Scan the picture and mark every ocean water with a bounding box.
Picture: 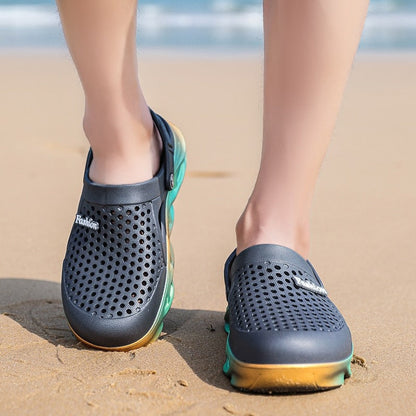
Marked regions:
[0,0,415,51]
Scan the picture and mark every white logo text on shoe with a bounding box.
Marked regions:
[75,214,99,231]
[293,276,327,296]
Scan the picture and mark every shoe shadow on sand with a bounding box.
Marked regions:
[0,278,232,392]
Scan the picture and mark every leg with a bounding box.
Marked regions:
[223,0,369,393]
[59,0,187,350]
[56,0,161,184]
[236,0,369,257]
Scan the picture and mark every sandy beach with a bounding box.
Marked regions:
[0,51,415,415]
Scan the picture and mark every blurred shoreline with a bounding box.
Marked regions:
[1,46,416,60]
[1,0,416,51]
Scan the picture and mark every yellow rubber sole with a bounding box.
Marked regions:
[223,341,352,393]
[68,124,186,352]
[68,282,173,351]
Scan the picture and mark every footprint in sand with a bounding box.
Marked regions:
[5,299,75,346]
[348,354,378,384]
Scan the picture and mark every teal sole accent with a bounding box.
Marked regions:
[130,123,186,347]
[157,123,187,335]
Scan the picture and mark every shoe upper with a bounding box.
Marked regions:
[61,111,175,348]
[224,244,353,365]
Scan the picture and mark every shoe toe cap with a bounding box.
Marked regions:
[228,324,353,365]
[61,274,166,349]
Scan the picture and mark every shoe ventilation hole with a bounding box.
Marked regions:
[63,201,164,318]
[229,262,345,332]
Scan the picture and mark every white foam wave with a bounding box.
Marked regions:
[0,4,415,34]
[365,13,416,29]
[0,5,59,28]
[137,7,262,30]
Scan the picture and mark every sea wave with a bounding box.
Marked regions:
[0,3,415,49]
[365,13,416,29]
[138,5,262,30]
[0,4,263,29]
[0,5,59,27]
[0,3,415,31]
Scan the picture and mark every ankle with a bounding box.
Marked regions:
[83,109,162,185]
[235,202,310,258]
[83,105,154,153]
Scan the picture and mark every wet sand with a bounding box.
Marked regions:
[0,52,415,415]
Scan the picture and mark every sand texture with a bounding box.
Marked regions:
[0,52,415,415]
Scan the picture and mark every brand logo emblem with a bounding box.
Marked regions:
[293,276,327,296]
[75,214,99,231]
